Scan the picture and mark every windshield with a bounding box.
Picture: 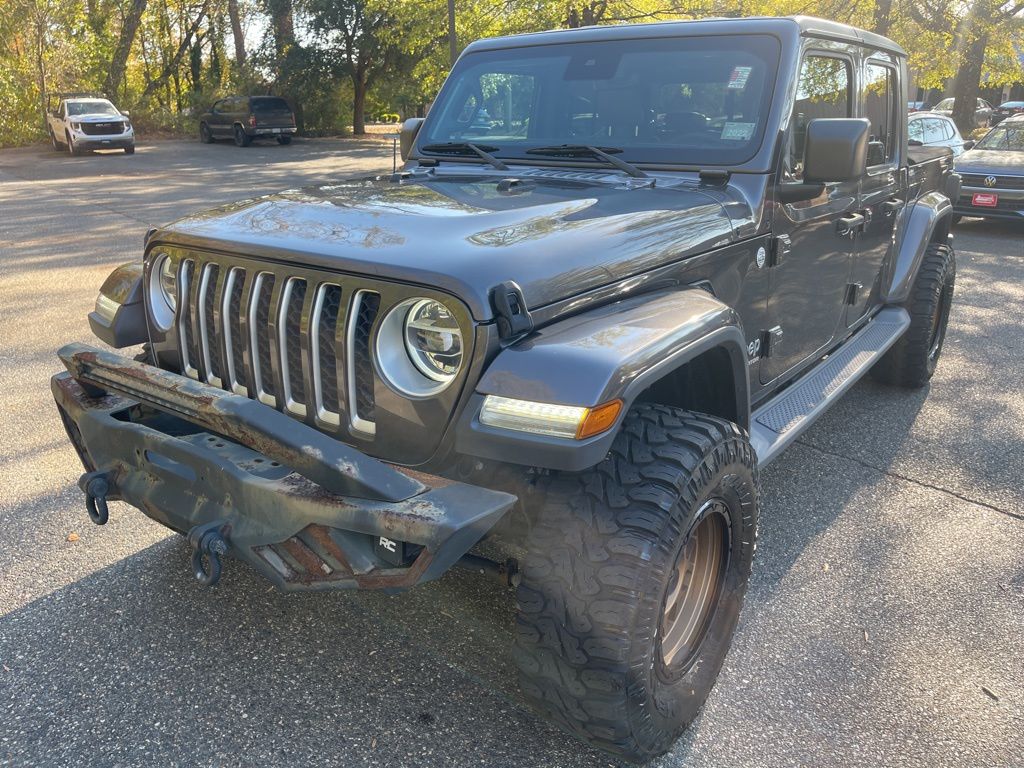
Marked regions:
[975,124,1024,151]
[419,34,781,167]
[935,98,954,110]
[67,100,119,116]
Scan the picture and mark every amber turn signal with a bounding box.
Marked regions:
[576,400,623,439]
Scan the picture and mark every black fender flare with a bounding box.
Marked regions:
[886,191,954,304]
[455,289,749,472]
[88,262,148,348]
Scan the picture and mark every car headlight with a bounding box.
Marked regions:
[148,253,178,330]
[376,298,463,397]
[71,122,82,131]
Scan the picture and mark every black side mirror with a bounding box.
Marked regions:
[803,118,870,183]
[908,139,924,146]
[400,117,425,161]
[963,139,975,151]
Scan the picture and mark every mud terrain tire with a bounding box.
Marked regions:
[514,404,758,762]
[871,242,955,388]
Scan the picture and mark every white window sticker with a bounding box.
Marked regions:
[721,122,755,141]
[728,66,752,89]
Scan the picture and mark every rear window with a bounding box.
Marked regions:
[251,98,291,113]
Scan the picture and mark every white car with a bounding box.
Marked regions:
[907,111,973,156]
[46,94,135,155]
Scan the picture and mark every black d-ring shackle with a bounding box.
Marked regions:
[186,523,230,588]
[78,471,111,525]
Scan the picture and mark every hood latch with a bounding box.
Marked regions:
[491,281,534,340]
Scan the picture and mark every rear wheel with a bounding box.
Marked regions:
[514,404,758,762]
[870,242,955,388]
[50,129,61,151]
[233,125,251,147]
[199,122,214,144]
[277,135,292,145]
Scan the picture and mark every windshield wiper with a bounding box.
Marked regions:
[419,142,509,171]
[525,145,648,179]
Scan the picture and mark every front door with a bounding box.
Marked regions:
[849,58,902,326]
[764,51,860,384]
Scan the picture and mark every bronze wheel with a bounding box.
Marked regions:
[660,501,730,670]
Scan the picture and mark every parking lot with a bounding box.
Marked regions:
[1,138,1022,768]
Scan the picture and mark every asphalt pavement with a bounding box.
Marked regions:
[1,138,1022,768]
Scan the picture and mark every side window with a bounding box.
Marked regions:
[922,119,945,144]
[940,119,955,140]
[786,55,851,181]
[863,63,897,166]
[908,118,924,142]
[212,99,224,113]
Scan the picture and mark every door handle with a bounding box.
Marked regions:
[836,213,865,237]
[881,198,905,217]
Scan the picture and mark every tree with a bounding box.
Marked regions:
[306,0,444,134]
[227,0,246,68]
[105,0,149,97]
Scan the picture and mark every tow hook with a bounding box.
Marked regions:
[187,522,229,588]
[78,471,111,525]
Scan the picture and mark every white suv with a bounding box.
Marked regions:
[47,94,135,155]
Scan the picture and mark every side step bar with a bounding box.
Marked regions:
[750,306,910,466]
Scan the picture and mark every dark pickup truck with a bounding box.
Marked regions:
[54,16,959,762]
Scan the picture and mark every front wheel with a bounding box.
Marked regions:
[199,122,214,143]
[66,132,80,156]
[233,125,251,147]
[124,144,135,155]
[870,242,955,388]
[514,405,758,762]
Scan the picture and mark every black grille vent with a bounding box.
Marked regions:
[284,279,308,406]
[318,285,342,410]
[181,260,200,371]
[227,269,247,389]
[255,274,277,398]
[202,264,222,381]
[353,293,380,422]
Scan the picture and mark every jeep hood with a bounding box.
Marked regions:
[155,173,748,320]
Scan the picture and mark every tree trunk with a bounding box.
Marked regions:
[951,30,988,133]
[872,0,893,36]
[228,0,246,68]
[104,0,149,98]
[140,7,207,101]
[352,72,367,135]
[266,0,296,57]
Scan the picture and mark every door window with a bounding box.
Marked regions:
[785,55,851,181]
[908,118,924,143]
[922,118,946,144]
[863,63,897,166]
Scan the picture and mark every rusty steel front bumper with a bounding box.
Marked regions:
[51,343,516,592]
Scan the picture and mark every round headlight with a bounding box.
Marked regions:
[148,253,177,330]
[404,299,462,382]
[376,298,463,397]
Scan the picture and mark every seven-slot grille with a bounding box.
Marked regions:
[176,258,380,436]
[960,173,1024,190]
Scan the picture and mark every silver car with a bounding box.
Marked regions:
[907,112,973,156]
[952,115,1024,222]
[932,96,994,128]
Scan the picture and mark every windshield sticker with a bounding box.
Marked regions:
[721,122,755,141]
[728,66,752,89]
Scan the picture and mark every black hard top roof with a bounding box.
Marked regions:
[464,16,906,57]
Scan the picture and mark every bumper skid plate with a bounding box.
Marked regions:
[53,343,516,591]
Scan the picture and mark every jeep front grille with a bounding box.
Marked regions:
[177,257,381,436]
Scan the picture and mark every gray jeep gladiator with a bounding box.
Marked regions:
[53,16,959,762]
